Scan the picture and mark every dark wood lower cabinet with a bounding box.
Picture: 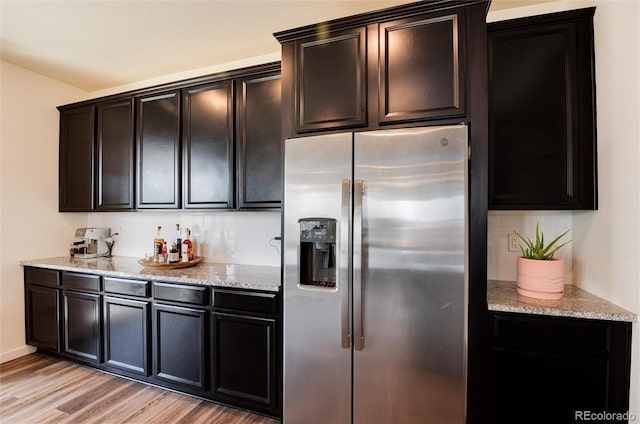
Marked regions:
[212,312,276,412]
[152,303,207,392]
[25,285,60,351]
[103,296,150,376]
[489,312,632,424]
[24,267,281,418]
[62,291,102,363]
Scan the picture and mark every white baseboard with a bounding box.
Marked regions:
[0,345,37,364]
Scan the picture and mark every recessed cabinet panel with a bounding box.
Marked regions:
[104,296,150,376]
[96,99,135,210]
[237,73,282,208]
[379,13,463,123]
[152,303,207,391]
[183,82,234,209]
[63,291,102,363]
[489,312,631,424]
[26,285,60,351]
[212,312,276,410]
[488,8,597,209]
[59,105,94,211]
[296,27,367,131]
[25,267,60,287]
[136,92,180,209]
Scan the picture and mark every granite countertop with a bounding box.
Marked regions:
[20,256,281,292]
[488,280,636,322]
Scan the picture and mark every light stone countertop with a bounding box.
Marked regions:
[20,256,281,292]
[488,280,636,322]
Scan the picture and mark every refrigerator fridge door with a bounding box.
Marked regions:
[353,125,468,423]
[283,132,353,424]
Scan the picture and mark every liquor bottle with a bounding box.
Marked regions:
[162,240,168,263]
[182,228,194,262]
[169,243,180,263]
[153,226,164,262]
[175,224,182,260]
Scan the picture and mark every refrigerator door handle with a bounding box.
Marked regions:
[354,178,364,351]
[340,179,351,349]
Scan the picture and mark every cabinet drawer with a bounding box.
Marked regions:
[62,272,101,292]
[153,282,208,306]
[492,313,610,355]
[213,289,277,315]
[104,277,149,298]
[25,267,60,287]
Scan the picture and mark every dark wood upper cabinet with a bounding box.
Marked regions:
[276,3,477,135]
[96,99,135,210]
[136,91,181,209]
[182,82,234,209]
[379,12,464,123]
[294,27,367,132]
[488,8,597,210]
[59,105,95,211]
[236,71,282,209]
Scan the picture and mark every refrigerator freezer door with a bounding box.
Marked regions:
[353,125,468,423]
[283,132,353,424]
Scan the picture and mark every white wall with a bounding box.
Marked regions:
[488,0,640,416]
[86,212,281,266]
[0,61,89,363]
[488,211,572,281]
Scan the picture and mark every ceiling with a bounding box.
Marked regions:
[0,0,551,93]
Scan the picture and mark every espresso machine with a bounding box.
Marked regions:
[70,228,111,258]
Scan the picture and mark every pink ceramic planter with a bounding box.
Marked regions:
[516,257,565,300]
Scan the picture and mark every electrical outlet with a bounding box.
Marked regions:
[508,233,520,252]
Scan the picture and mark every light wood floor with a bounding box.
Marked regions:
[0,353,279,424]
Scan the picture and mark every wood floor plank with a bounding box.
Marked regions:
[0,353,279,424]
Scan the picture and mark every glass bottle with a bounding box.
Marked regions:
[175,224,182,260]
[153,226,164,262]
[182,228,194,262]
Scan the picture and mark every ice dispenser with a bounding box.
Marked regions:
[299,219,337,288]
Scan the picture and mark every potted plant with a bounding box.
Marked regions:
[514,224,571,300]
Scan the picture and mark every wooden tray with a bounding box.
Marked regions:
[138,257,202,269]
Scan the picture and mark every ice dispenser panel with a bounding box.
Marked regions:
[299,219,337,288]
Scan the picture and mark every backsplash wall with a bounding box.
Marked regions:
[488,211,573,282]
[86,211,281,266]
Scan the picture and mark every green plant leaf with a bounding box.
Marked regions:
[513,224,571,260]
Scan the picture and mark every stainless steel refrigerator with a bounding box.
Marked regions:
[283,125,469,423]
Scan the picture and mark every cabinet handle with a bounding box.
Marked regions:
[340,179,351,349]
[354,179,364,351]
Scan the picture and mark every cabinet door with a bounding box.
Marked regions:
[63,291,102,363]
[236,72,282,209]
[491,349,608,424]
[295,27,367,132]
[152,303,207,391]
[25,285,60,352]
[59,105,95,211]
[379,12,464,124]
[96,99,134,210]
[212,312,276,411]
[136,91,180,209]
[182,82,233,209]
[104,296,150,376]
[490,313,632,423]
[488,9,597,209]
